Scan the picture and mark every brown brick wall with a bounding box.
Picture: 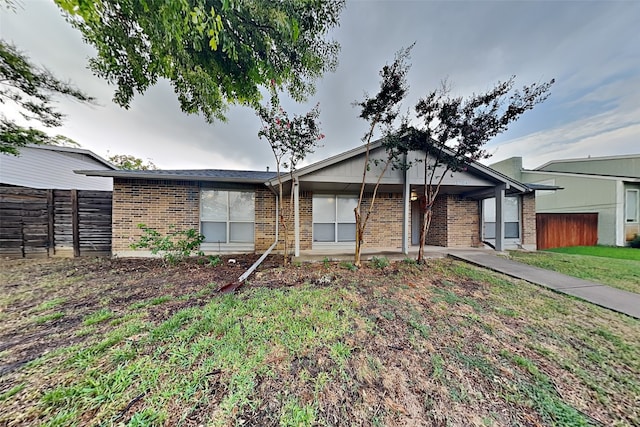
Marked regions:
[362,193,404,249]
[113,179,490,254]
[425,196,448,246]
[255,187,276,251]
[521,193,536,247]
[256,191,313,253]
[112,179,199,253]
[445,195,480,247]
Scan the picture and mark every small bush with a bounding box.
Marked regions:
[370,256,389,269]
[130,224,204,265]
[207,255,222,267]
[340,261,358,271]
[630,234,640,249]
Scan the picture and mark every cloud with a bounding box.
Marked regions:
[1,0,639,172]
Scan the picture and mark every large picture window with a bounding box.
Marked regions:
[482,196,520,239]
[626,189,639,223]
[313,195,357,243]
[201,190,255,243]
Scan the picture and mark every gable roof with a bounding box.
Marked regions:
[266,139,531,193]
[76,139,532,193]
[78,168,277,184]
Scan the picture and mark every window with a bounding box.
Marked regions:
[200,190,255,243]
[313,195,357,243]
[626,189,639,223]
[482,196,520,239]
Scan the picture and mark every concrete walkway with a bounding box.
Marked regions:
[448,250,640,320]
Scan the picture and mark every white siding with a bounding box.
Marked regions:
[0,147,113,190]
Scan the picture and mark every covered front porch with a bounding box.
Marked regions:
[265,143,536,258]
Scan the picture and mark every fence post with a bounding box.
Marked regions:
[71,189,80,257]
[47,189,55,257]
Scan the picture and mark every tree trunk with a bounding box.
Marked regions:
[354,211,363,268]
[281,214,289,266]
[417,205,433,263]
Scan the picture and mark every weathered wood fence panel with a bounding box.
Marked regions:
[536,213,598,250]
[0,185,112,258]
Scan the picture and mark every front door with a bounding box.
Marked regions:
[411,201,421,245]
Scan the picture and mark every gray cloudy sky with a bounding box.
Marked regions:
[1,0,638,170]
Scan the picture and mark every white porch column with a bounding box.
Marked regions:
[495,185,505,252]
[294,178,300,257]
[402,155,410,254]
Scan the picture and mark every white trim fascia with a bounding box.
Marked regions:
[522,169,640,182]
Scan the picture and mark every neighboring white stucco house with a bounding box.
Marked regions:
[0,145,115,190]
[491,154,640,246]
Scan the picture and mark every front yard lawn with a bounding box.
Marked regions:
[508,249,640,294]
[1,257,638,426]
[546,245,640,261]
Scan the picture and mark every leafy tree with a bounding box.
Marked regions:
[257,91,324,265]
[0,40,93,155]
[352,46,412,268]
[55,0,345,122]
[407,77,554,262]
[108,154,157,170]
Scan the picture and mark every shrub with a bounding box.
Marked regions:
[340,261,358,271]
[130,224,204,265]
[630,234,640,249]
[207,255,222,267]
[370,256,389,269]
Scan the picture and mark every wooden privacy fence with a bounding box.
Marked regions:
[0,185,112,258]
[536,213,598,250]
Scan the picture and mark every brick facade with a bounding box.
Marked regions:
[425,196,447,246]
[521,192,536,248]
[423,195,481,248]
[112,179,533,255]
[362,193,404,249]
[112,179,199,253]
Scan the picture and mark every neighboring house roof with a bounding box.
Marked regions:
[1,144,116,191]
[535,153,640,179]
[78,168,278,184]
[522,183,563,191]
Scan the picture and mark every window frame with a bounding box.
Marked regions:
[200,189,255,245]
[312,194,358,244]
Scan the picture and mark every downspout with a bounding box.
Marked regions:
[237,183,279,283]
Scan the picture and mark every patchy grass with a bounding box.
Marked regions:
[1,256,638,426]
[508,250,640,294]
[546,245,640,261]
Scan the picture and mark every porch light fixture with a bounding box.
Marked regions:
[410,191,418,201]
